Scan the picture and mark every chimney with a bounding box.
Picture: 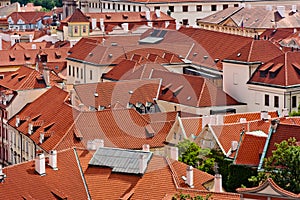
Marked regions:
[281,108,289,117]
[87,140,96,150]
[91,18,97,30]
[145,11,150,21]
[121,23,129,32]
[142,144,150,152]
[155,9,160,18]
[277,6,285,18]
[35,153,46,176]
[165,21,170,28]
[16,116,20,127]
[29,34,33,42]
[42,63,50,87]
[231,141,238,152]
[32,44,36,49]
[94,139,104,149]
[186,166,194,188]
[176,22,181,30]
[291,5,297,13]
[147,22,153,27]
[270,119,279,132]
[49,150,58,170]
[139,154,147,174]
[39,132,44,144]
[100,18,105,32]
[213,174,222,192]
[0,36,2,50]
[170,146,178,161]
[28,123,33,135]
[260,111,268,120]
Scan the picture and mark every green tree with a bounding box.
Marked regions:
[249,137,300,194]
[172,193,211,200]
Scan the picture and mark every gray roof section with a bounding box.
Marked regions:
[89,147,153,175]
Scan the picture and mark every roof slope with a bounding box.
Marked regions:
[68,8,89,23]
[8,11,47,24]
[248,51,300,87]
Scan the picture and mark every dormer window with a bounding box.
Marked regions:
[55,51,61,59]
[9,54,15,61]
[24,53,30,60]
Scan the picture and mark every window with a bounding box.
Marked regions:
[68,65,71,76]
[233,73,238,85]
[182,5,188,12]
[154,6,160,10]
[265,94,269,106]
[123,4,125,10]
[82,25,86,33]
[211,5,217,11]
[76,67,79,78]
[173,132,176,139]
[274,96,279,108]
[81,68,83,79]
[72,66,75,77]
[196,5,202,11]
[182,19,188,25]
[112,3,115,10]
[128,5,130,11]
[133,5,136,11]
[234,4,239,7]
[223,4,228,9]
[90,70,93,80]
[103,3,106,9]
[108,3,110,9]
[168,6,174,12]
[117,4,120,10]
[74,26,78,34]
[292,96,297,108]
[139,6,141,12]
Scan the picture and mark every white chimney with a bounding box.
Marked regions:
[145,11,150,21]
[186,166,194,188]
[0,36,2,50]
[147,22,153,27]
[87,140,96,150]
[239,118,247,123]
[266,5,272,11]
[28,123,33,135]
[170,146,178,161]
[29,34,33,42]
[216,115,223,125]
[176,22,181,30]
[142,144,150,152]
[91,18,97,30]
[155,9,160,18]
[49,150,58,170]
[165,21,170,28]
[94,139,104,149]
[260,111,268,120]
[292,5,297,13]
[39,132,44,144]
[213,174,222,192]
[32,44,36,49]
[16,116,20,127]
[277,6,285,18]
[121,23,129,32]
[281,108,289,117]
[231,141,238,152]
[35,153,46,176]
[100,18,105,32]
[139,154,147,174]
[43,64,50,86]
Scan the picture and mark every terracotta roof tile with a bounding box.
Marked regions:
[8,11,47,24]
[181,117,203,138]
[67,8,89,22]
[223,111,278,124]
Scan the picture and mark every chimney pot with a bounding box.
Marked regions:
[49,150,58,170]
[142,144,150,152]
[35,153,46,176]
[186,166,194,188]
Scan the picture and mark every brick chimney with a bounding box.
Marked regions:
[35,153,46,176]
[49,150,58,170]
[186,166,194,188]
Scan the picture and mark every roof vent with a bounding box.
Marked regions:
[111,42,118,46]
[128,90,133,94]
[260,111,268,120]
[237,53,241,57]
[89,53,93,57]
[193,52,197,56]
[239,118,247,123]
[203,55,208,60]
[94,92,98,97]
[108,54,113,58]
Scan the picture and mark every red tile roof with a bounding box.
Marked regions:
[68,8,89,23]
[0,149,89,199]
[260,28,299,43]
[0,66,61,90]
[74,79,161,109]
[249,51,300,87]
[223,111,279,124]
[181,117,203,138]
[8,11,48,24]
[265,123,300,158]
[234,132,267,166]
[150,69,240,107]
[225,39,283,63]
[237,178,300,199]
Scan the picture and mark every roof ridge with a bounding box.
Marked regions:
[197,79,206,107]
[247,40,254,62]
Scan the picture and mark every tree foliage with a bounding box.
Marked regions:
[249,137,300,194]
[11,0,62,10]
[172,193,211,200]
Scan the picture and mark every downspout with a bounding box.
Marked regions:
[258,120,277,171]
[233,129,245,164]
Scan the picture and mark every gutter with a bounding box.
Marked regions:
[222,59,262,65]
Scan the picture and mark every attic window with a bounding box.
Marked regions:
[292,62,300,74]
[43,122,55,132]
[105,14,111,19]
[145,124,155,138]
[74,128,83,140]
[18,75,26,81]
[259,62,274,77]
[140,13,146,18]
[172,85,184,97]
[122,14,128,19]
[31,114,41,121]
[24,53,30,60]
[11,72,19,79]
[269,63,283,78]
[9,54,15,61]
[55,51,61,59]
[162,83,172,95]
